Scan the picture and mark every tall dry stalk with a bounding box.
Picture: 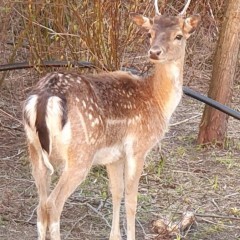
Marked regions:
[0,0,226,76]
[13,0,154,71]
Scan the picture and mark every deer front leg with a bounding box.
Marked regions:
[124,153,145,240]
[107,160,124,240]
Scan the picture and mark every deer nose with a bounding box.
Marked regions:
[149,47,164,59]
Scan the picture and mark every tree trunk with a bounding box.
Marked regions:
[197,0,240,145]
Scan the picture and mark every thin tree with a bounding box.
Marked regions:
[197,0,240,145]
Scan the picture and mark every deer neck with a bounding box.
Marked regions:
[151,59,184,120]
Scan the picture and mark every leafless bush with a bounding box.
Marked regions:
[7,0,155,71]
[1,0,225,72]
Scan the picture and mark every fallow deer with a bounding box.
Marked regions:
[23,0,200,239]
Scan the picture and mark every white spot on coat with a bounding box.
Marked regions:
[82,100,87,109]
[91,118,100,127]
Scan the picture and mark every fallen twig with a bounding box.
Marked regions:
[86,202,111,228]
[171,211,240,221]
[64,213,88,239]
[0,108,23,125]
[170,114,201,126]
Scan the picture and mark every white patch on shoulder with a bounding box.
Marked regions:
[93,145,122,165]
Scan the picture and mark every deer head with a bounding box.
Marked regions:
[130,7,200,63]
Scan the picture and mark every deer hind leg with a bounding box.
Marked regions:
[107,160,124,240]
[124,153,145,240]
[29,143,50,240]
[46,151,93,240]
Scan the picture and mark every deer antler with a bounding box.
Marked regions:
[179,0,191,16]
[154,0,161,16]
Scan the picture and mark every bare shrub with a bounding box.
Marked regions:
[0,0,225,74]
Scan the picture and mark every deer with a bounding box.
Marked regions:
[23,0,200,239]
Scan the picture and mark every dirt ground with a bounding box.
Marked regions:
[1,22,240,240]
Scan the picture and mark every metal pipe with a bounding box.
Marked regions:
[183,87,240,120]
[0,61,94,71]
[1,61,240,121]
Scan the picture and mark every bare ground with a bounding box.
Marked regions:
[0,62,240,240]
[0,19,240,239]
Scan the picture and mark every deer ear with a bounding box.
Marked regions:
[130,13,152,30]
[183,14,201,38]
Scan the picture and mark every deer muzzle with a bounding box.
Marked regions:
[149,46,165,60]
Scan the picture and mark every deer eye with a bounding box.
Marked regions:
[147,33,152,38]
[175,34,183,40]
